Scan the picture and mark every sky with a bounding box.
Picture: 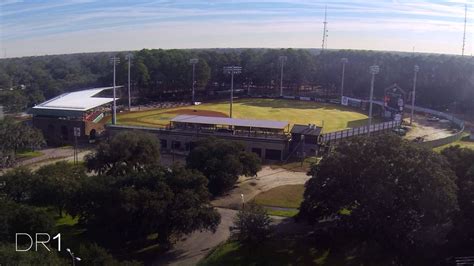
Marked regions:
[0,0,473,58]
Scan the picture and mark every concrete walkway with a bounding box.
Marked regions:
[153,208,236,266]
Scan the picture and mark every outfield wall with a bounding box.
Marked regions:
[320,120,401,142]
[259,95,466,148]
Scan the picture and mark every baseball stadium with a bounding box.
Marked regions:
[29,84,464,162]
[113,98,370,132]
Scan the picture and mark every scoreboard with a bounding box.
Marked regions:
[384,85,406,122]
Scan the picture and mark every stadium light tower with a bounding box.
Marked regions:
[109,56,120,125]
[125,53,133,111]
[340,58,348,102]
[410,65,420,125]
[368,65,380,136]
[223,66,242,118]
[279,56,287,97]
[189,58,199,103]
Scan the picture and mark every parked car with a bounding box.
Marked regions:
[427,116,440,122]
[392,128,407,136]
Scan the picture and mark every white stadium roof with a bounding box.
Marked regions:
[171,115,289,129]
[32,87,118,112]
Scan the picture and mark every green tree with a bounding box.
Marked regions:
[0,167,35,203]
[0,90,28,112]
[441,146,474,249]
[0,200,55,244]
[299,135,458,260]
[0,118,44,167]
[77,243,142,266]
[186,138,261,196]
[68,165,220,249]
[85,131,160,176]
[232,202,272,246]
[0,244,67,265]
[34,161,86,216]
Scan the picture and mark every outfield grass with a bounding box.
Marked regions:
[116,98,369,133]
[253,185,305,209]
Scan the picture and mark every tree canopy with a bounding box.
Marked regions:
[67,165,220,249]
[1,49,472,113]
[34,161,86,216]
[85,131,161,176]
[0,167,36,203]
[0,200,55,244]
[441,146,474,250]
[0,118,44,168]
[232,202,272,247]
[299,134,459,260]
[186,138,262,196]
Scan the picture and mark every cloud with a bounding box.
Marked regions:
[1,0,472,57]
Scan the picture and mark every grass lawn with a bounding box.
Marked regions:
[115,98,369,133]
[434,133,474,152]
[270,156,320,172]
[54,213,89,253]
[16,150,43,160]
[253,184,305,209]
[53,212,165,263]
[265,208,299,217]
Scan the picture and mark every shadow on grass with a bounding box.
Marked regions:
[199,219,395,266]
[54,213,168,263]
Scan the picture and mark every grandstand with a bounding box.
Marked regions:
[30,87,117,145]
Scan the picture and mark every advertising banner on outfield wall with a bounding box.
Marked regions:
[341,96,349,106]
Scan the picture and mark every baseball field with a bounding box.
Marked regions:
[115,98,370,133]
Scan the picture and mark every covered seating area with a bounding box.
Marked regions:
[170,115,290,139]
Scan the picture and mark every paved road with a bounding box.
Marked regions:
[153,208,237,266]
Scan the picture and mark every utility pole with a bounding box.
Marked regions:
[223,66,242,118]
[109,56,120,125]
[279,56,287,97]
[340,58,348,103]
[300,135,305,167]
[410,65,420,125]
[462,4,467,56]
[189,58,199,103]
[126,54,132,111]
[368,65,380,136]
[246,78,252,96]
